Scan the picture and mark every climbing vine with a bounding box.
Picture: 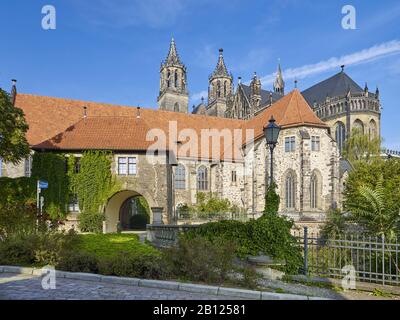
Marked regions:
[68,151,120,232]
[31,152,69,219]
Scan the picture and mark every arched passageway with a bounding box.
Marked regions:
[104,190,154,233]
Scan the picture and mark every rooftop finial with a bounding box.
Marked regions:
[294,78,298,89]
[341,65,345,72]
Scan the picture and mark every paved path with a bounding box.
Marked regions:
[0,273,241,300]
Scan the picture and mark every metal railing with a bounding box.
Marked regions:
[293,227,400,286]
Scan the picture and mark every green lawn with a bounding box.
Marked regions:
[77,233,160,258]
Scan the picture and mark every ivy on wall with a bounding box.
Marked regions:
[68,151,120,232]
[31,152,69,219]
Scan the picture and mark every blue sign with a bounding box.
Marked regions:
[39,180,49,189]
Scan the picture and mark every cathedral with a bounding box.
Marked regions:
[158,39,382,153]
[0,38,383,232]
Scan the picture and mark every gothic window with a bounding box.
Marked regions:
[310,173,318,209]
[197,166,208,191]
[217,81,221,98]
[353,119,364,134]
[175,164,186,190]
[174,70,178,88]
[224,81,227,97]
[285,172,296,209]
[174,103,179,112]
[369,119,377,139]
[167,71,171,88]
[335,122,346,153]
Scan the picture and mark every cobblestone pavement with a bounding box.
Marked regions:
[0,273,242,300]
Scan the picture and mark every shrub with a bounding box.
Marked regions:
[0,230,79,267]
[185,220,255,257]
[58,251,99,273]
[249,214,303,274]
[0,202,38,240]
[0,234,40,265]
[164,236,238,284]
[185,215,303,274]
[98,252,168,279]
[78,211,104,233]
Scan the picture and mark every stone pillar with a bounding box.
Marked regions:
[152,207,164,225]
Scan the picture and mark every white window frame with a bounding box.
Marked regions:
[175,164,186,190]
[68,193,80,213]
[311,136,320,152]
[285,136,296,152]
[117,156,137,176]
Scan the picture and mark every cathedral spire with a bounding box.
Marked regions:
[164,37,183,66]
[273,60,285,95]
[210,48,229,78]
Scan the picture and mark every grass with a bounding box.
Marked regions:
[77,233,160,259]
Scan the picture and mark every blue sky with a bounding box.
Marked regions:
[0,0,399,149]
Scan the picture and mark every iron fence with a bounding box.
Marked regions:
[293,227,400,286]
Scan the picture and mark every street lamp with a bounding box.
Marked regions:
[263,116,281,186]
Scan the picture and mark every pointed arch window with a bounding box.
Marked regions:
[353,119,364,134]
[310,174,318,209]
[167,70,171,88]
[224,81,227,97]
[285,172,295,209]
[175,164,186,190]
[197,166,208,191]
[335,122,346,153]
[369,119,377,140]
[217,81,221,98]
[174,70,178,88]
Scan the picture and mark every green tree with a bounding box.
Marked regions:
[344,159,400,223]
[0,88,30,164]
[320,209,347,238]
[346,176,400,238]
[343,128,381,165]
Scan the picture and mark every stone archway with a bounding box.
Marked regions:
[104,190,155,233]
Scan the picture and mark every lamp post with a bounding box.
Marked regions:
[263,116,281,186]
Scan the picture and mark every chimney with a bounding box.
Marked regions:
[269,92,273,105]
[11,79,17,106]
[83,106,87,119]
[238,76,242,85]
[136,106,141,119]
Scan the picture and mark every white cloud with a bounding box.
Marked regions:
[260,40,400,85]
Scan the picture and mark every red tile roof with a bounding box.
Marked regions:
[16,89,327,161]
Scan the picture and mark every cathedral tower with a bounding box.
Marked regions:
[273,62,285,95]
[158,38,189,113]
[207,49,233,117]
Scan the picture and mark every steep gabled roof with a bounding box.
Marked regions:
[301,71,363,106]
[17,89,327,161]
